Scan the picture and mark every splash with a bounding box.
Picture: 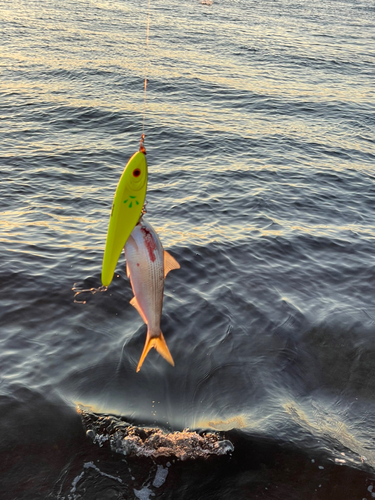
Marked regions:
[69,461,122,499]
[78,406,234,460]
[111,426,234,460]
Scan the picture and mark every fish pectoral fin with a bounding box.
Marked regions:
[136,331,175,372]
[163,250,180,277]
[126,263,131,278]
[126,234,139,252]
[130,296,148,324]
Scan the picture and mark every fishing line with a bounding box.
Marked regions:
[140,0,152,153]
[72,4,151,302]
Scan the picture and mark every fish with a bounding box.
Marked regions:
[124,217,180,372]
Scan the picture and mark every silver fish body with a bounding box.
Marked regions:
[124,218,180,371]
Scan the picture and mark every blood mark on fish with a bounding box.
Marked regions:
[141,227,157,262]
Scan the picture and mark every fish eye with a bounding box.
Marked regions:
[133,168,141,177]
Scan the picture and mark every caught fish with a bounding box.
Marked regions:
[124,218,180,372]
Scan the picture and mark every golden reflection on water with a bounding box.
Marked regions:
[0,209,101,252]
[197,414,248,431]
[3,0,373,249]
[75,398,375,468]
[2,70,369,162]
[3,10,371,164]
[284,399,375,467]
[157,218,375,248]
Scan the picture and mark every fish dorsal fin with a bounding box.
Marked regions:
[163,250,180,278]
[130,296,148,324]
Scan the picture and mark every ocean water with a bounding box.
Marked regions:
[1,0,375,498]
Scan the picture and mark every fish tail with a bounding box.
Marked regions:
[136,331,175,372]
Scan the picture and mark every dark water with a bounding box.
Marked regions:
[1,0,375,498]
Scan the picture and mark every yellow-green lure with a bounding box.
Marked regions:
[101,150,148,287]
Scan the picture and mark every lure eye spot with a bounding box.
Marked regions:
[133,169,141,177]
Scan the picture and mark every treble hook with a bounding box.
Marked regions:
[137,200,148,224]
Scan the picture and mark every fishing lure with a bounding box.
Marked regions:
[101,148,148,287]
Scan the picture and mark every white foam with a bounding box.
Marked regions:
[93,433,109,447]
[70,471,84,493]
[83,461,122,483]
[111,428,234,459]
[133,485,155,500]
[152,464,169,488]
[67,459,123,499]
[78,406,234,460]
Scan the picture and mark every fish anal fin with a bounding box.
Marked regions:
[136,331,175,372]
[164,250,180,278]
[130,296,148,324]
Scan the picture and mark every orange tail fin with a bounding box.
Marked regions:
[136,331,175,372]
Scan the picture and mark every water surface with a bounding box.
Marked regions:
[1,0,375,498]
